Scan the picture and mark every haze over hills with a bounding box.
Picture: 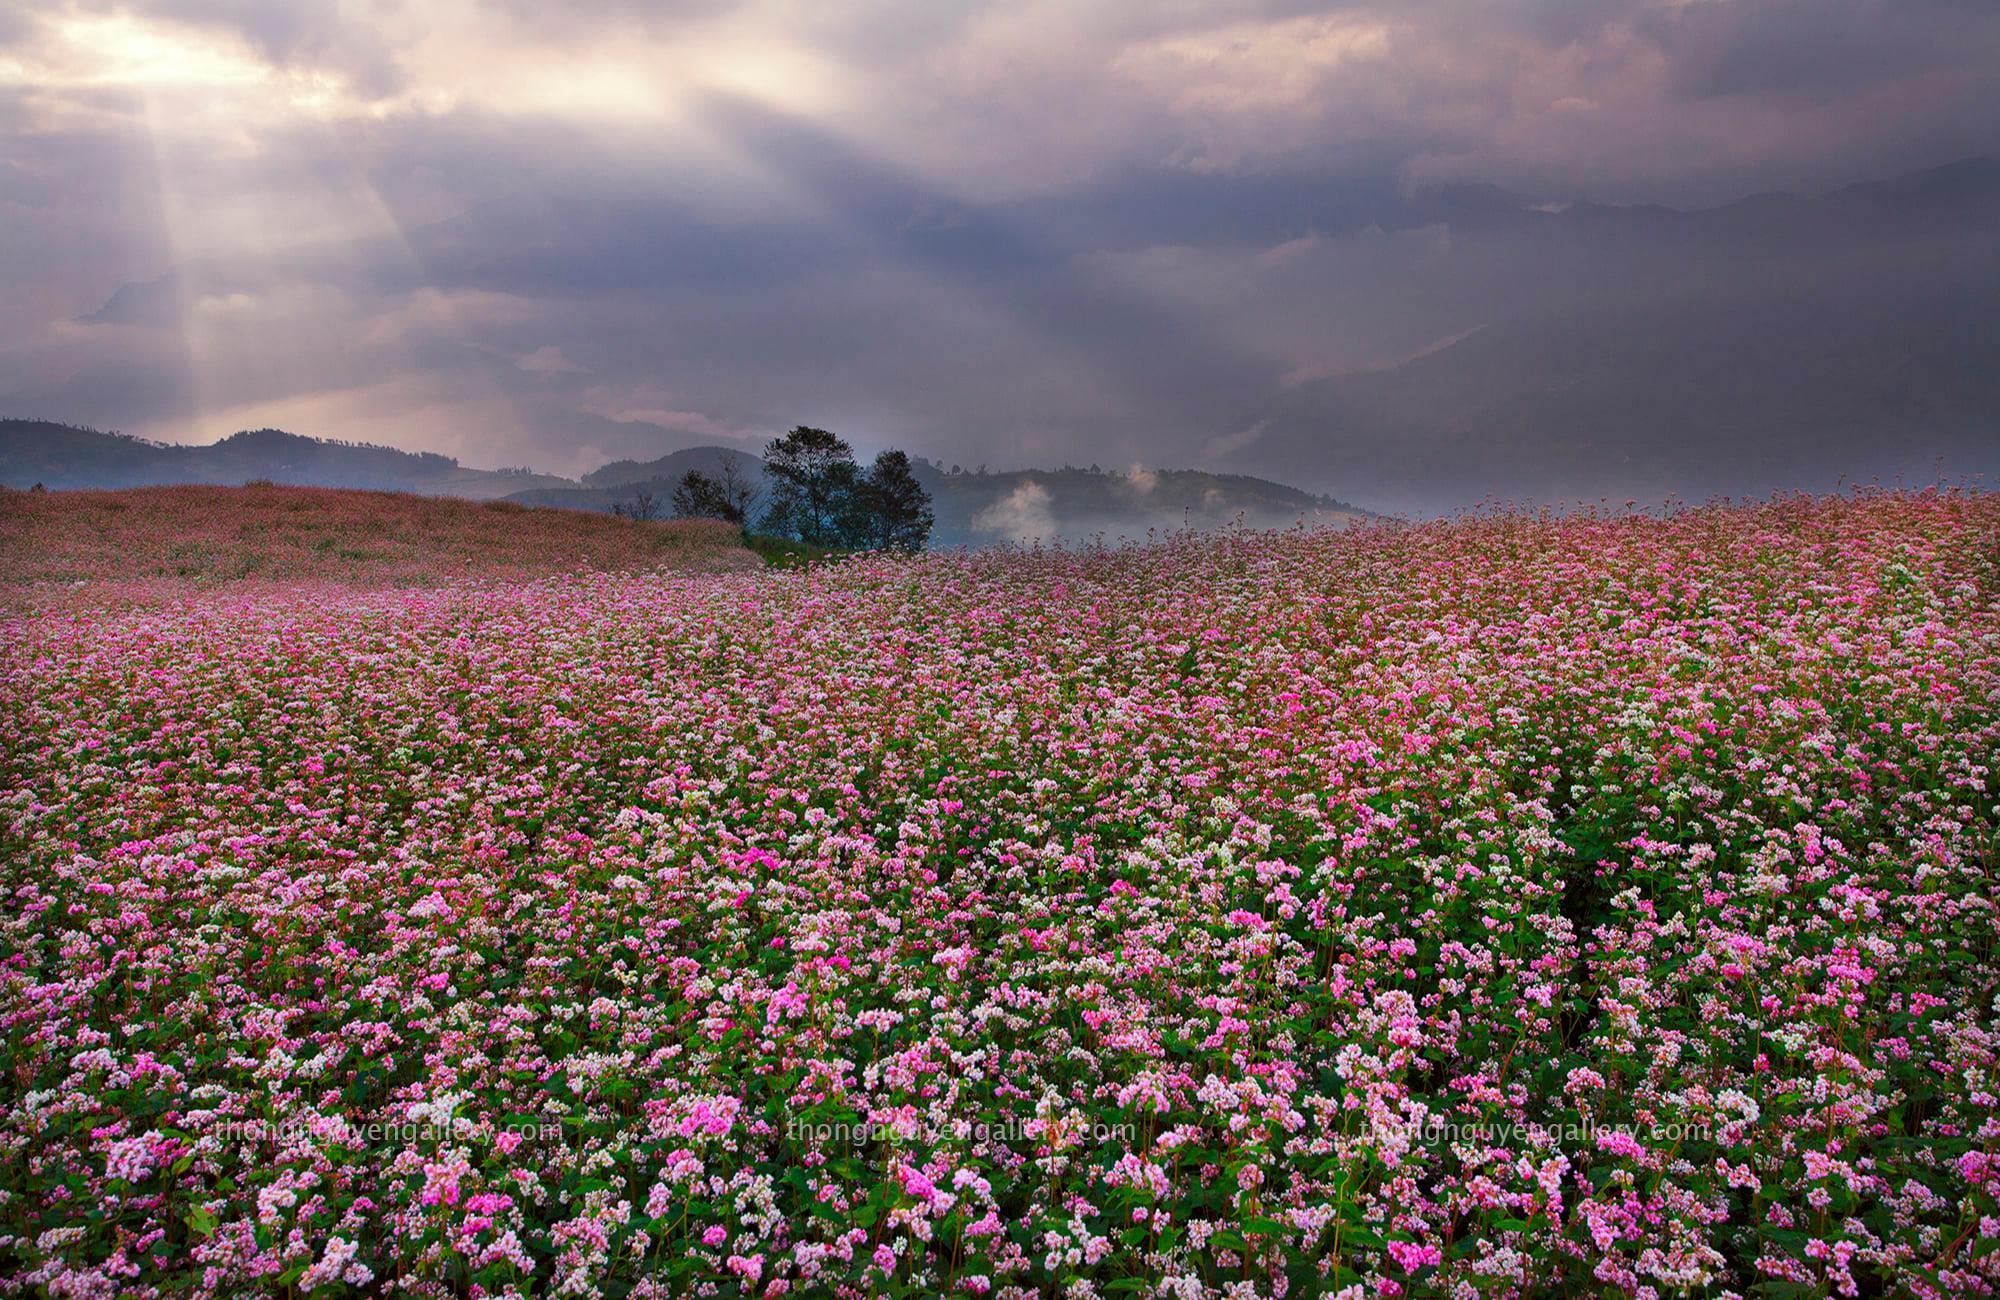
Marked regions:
[1,420,1367,545]
[1219,158,2000,511]
[15,143,1996,535]
[516,447,1367,546]
[0,422,573,499]
[18,147,1996,513]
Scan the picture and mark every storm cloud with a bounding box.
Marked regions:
[2,0,1996,509]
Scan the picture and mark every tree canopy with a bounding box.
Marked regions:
[668,458,758,525]
[754,427,933,550]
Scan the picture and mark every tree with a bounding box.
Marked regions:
[754,426,934,551]
[669,457,762,524]
[711,456,760,524]
[844,449,933,550]
[759,427,857,546]
[612,489,660,521]
[669,471,715,520]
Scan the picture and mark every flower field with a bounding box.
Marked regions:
[3,490,1998,1298]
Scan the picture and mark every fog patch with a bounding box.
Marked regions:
[971,479,1056,541]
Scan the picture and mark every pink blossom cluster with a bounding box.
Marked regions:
[2,490,1997,1297]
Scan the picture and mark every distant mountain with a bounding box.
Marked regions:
[505,446,763,515]
[582,446,766,491]
[912,463,1367,546]
[3,422,1368,545]
[510,446,1365,543]
[1240,277,2000,508]
[0,421,576,499]
[1232,278,2000,512]
[1223,158,2000,511]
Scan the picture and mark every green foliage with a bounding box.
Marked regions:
[844,449,935,551]
[760,426,859,545]
[742,530,851,567]
[759,427,934,549]
[670,460,759,525]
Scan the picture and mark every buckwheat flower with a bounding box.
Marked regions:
[644,1183,676,1219]
[1596,1130,1646,1160]
[1387,1241,1443,1274]
[1564,1068,1606,1096]
[103,1135,158,1184]
[297,1237,361,1292]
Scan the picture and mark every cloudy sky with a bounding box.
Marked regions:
[3,0,1997,507]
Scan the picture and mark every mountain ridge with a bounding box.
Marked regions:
[0,420,1370,545]
[1220,156,2000,511]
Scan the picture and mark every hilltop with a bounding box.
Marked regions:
[0,483,755,589]
[916,463,1368,546]
[509,445,1370,544]
[0,421,573,498]
[1221,158,2000,510]
[1,420,1373,544]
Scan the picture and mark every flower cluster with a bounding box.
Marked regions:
[2,490,1997,1297]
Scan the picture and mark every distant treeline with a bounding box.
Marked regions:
[623,426,933,551]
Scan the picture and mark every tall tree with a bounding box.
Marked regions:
[711,456,760,524]
[669,471,720,521]
[669,458,761,525]
[611,489,660,521]
[845,449,934,550]
[760,427,857,545]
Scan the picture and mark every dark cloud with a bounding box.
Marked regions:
[1645,0,1985,103]
[1,1,1996,504]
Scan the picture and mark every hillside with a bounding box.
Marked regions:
[1224,159,2000,511]
[506,446,766,513]
[510,447,1370,543]
[916,463,1368,545]
[2,421,1371,543]
[0,421,576,499]
[582,445,764,490]
[1238,274,2000,510]
[0,483,755,588]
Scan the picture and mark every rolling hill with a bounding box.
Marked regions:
[506,448,1367,544]
[0,422,574,499]
[0,483,755,588]
[4,421,1371,543]
[1223,158,2000,511]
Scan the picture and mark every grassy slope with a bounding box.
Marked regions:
[739,531,855,568]
[0,483,758,588]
